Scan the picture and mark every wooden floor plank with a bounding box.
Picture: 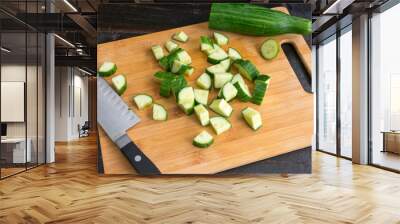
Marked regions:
[1,135,400,224]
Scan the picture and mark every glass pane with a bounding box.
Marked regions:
[1,30,27,177]
[38,33,45,165]
[371,3,400,171]
[318,37,337,154]
[340,29,352,158]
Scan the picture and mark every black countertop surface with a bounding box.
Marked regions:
[96,3,312,174]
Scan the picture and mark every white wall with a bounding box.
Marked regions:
[54,67,89,141]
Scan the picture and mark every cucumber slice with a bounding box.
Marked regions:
[111,74,127,95]
[241,107,262,130]
[233,59,259,81]
[176,50,192,64]
[151,45,164,60]
[165,40,179,52]
[261,39,280,60]
[207,48,228,64]
[228,48,242,61]
[233,81,252,102]
[214,72,233,89]
[213,32,229,45]
[194,89,209,105]
[98,62,117,77]
[153,103,168,121]
[194,104,210,126]
[256,74,271,84]
[172,31,189,43]
[193,130,214,148]
[196,73,212,90]
[200,36,214,53]
[171,60,193,75]
[251,79,268,105]
[231,73,245,85]
[178,86,195,115]
[221,82,238,102]
[210,117,231,135]
[209,99,233,117]
[133,94,153,110]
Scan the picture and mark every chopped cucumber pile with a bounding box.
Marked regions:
[153,104,168,121]
[98,62,117,77]
[193,130,214,148]
[111,74,127,95]
[99,24,278,149]
[133,94,153,110]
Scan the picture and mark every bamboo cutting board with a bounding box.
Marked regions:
[97,7,313,175]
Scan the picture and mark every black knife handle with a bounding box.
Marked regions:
[120,141,161,175]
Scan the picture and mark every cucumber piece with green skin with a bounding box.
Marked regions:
[228,48,242,61]
[165,40,179,52]
[171,60,193,75]
[241,107,262,130]
[233,81,252,102]
[231,73,245,84]
[206,58,231,77]
[194,89,209,105]
[233,59,259,81]
[200,36,214,53]
[151,45,164,60]
[194,104,210,126]
[176,50,192,64]
[178,87,195,115]
[193,130,214,148]
[133,94,153,110]
[213,72,233,89]
[213,32,229,45]
[98,62,117,77]
[159,48,183,71]
[208,3,312,36]
[153,104,168,121]
[221,82,238,102]
[261,39,280,60]
[172,31,189,43]
[209,99,233,118]
[207,48,229,64]
[111,74,127,95]
[210,116,231,135]
[251,80,268,105]
[196,73,212,90]
[256,74,271,84]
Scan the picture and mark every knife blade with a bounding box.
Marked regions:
[97,77,160,175]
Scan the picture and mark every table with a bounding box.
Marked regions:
[1,138,32,164]
[382,131,400,154]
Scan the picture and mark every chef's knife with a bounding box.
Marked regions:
[97,77,160,175]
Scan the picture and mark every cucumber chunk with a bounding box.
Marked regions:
[151,45,164,60]
[261,39,280,60]
[251,78,269,105]
[206,58,231,77]
[256,74,271,84]
[172,31,189,43]
[111,74,127,95]
[231,73,245,85]
[209,99,233,118]
[213,32,229,45]
[233,59,259,81]
[165,40,179,52]
[221,82,238,102]
[133,94,153,110]
[193,130,214,148]
[178,87,195,115]
[171,60,193,76]
[210,117,231,135]
[176,50,192,64]
[214,72,233,89]
[200,36,214,53]
[98,62,117,77]
[194,104,210,126]
[228,48,242,61]
[207,48,228,64]
[196,73,212,90]
[241,107,262,130]
[153,103,168,121]
[233,81,252,102]
[194,89,209,105]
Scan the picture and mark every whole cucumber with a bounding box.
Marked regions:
[209,3,312,36]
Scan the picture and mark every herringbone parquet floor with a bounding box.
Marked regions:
[1,135,400,224]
